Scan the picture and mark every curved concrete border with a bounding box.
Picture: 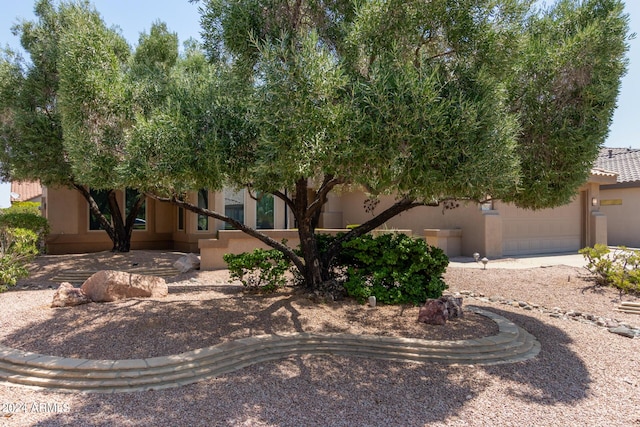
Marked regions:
[0,307,539,393]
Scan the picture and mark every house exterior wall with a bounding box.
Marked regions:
[45,186,174,254]
[599,186,640,248]
[336,191,493,257]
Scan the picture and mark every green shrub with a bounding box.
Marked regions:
[337,233,449,305]
[580,244,640,293]
[0,227,39,292]
[1,201,41,216]
[0,212,49,253]
[224,248,291,292]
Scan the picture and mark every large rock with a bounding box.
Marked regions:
[417,295,464,325]
[173,253,201,273]
[51,282,92,308]
[80,270,168,302]
[418,299,449,325]
[441,295,464,319]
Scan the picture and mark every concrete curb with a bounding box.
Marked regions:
[0,307,540,394]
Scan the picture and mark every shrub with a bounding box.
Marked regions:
[337,233,449,305]
[0,227,39,292]
[580,244,640,293]
[0,212,49,253]
[224,248,291,293]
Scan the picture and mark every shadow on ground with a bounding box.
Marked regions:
[2,300,591,426]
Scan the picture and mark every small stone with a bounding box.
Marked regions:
[489,295,502,302]
[460,290,472,295]
[550,313,562,318]
[552,307,562,312]
[511,301,520,307]
[606,320,619,328]
[608,326,636,338]
[530,303,540,308]
[478,297,490,303]
[518,301,528,307]
[596,319,607,327]
[523,305,532,310]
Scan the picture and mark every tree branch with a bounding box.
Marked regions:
[72,183,116,242]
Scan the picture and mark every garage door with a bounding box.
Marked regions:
[501,198,583,256]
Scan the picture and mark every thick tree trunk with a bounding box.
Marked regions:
[73,184,144,253]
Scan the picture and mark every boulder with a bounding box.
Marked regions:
[441,295,464,319]
[80,270,168,302]
[418,299,449,325]
[51,282,92,308]
[173,253,201,273]
[417,296,464,325]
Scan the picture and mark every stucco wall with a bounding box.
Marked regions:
[337,191,490,256]
[600,187,640,248]
[45,186,174,254]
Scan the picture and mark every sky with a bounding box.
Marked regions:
[0,0,639,207]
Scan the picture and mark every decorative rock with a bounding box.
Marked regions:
[549,313,562,318]
[441,295,464,319]
[418,296,463,325]
[608,326,636,338]
[81,270,168,302]
[518,301,528,308]
[418,299,448,325]
[173,253,201,273]
[51,282,92,308]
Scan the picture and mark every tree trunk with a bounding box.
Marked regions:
[73,184,145,253]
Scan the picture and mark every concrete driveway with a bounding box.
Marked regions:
[448,252,588,269]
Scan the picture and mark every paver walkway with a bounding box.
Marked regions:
[0,307,539,394]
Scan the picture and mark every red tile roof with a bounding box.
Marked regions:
[10,181,43,202]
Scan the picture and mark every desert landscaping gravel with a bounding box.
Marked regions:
[0,251,639,426]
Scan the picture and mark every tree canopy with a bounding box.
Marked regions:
[122,0,629,288]
[1,0,631,290]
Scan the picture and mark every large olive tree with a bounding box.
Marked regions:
[123,0,629,291]
[0,0,142,251]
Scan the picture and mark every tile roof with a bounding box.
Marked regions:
[10,181,43,202]
[594,147,640,184]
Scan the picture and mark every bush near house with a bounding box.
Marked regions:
[0,227,39,292]
[0,206,49,292]
[224,249,291,293]
[224,233,449,304]
[580,244,640,294]
[337,233,449,305]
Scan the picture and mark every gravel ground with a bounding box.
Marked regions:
[1,251,639,426]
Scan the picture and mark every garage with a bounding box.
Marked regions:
[499,196,584,256]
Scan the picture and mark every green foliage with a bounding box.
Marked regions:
[336,233,449,305]
[224,248,291,292]
[0,227,39,292]
[580,244,640,293]
[1,201,41,216]
[0,211,49,253]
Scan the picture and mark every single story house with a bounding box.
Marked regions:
[595,147,640,248]
[35,164,617,267]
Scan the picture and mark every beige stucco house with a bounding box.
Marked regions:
[595,147,640,248]
[37,164,617,267]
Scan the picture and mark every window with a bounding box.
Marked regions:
[197,189,209,231]
[256,192,274,229]
[126,188,146,230]
[89,189,111,231]
[177,207,185,231]
[224,188,244,229]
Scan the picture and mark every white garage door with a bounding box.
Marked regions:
[501,198,583,256]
